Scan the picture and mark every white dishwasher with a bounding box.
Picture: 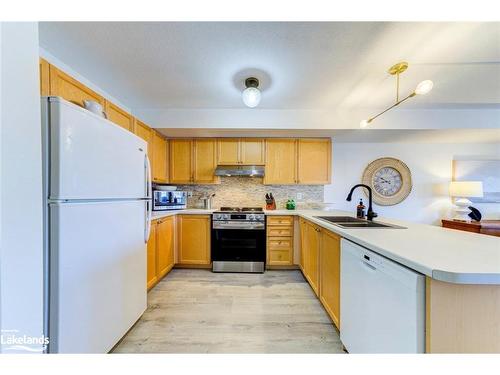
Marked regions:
[340,239,425,353]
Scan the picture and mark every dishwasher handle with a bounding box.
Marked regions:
[362,254,377,271]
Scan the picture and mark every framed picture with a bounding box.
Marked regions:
[453,158,500,203]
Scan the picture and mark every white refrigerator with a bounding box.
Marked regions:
[41,97,151,353]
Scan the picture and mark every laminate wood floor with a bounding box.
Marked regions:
[113,269,343,353]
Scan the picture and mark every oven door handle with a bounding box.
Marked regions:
[212,224,265,230]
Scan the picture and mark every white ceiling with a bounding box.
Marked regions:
[39,22,500,114]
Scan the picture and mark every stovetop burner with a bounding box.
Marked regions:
[219,207,263,212]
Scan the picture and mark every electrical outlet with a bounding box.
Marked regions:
[296,193,303,200]
[187,191,193,197]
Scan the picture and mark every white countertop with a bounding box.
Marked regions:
[268,209,500,285]
[151,209,215,220]
[151,208,500,285]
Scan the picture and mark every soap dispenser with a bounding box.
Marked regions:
[356,199,366,219]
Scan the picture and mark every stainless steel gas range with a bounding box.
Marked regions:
[211,207,266,273]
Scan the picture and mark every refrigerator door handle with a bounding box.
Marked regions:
[145,154,152,199]
[145,200,152,243]
[144,154,152,243]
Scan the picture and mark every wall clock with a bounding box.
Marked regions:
[362,157,412,206]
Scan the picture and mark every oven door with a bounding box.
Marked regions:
[211,227,266,263]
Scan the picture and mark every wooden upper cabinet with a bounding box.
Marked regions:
[169,139,193,184]
[193,139,219,184]
[217,138,240,165]
[134,119,153,153]
[319,229,341,329]
[104,100,133,132]
[264,139,297,184]
[39,58,50,96]
[152,131,168,183]
[147,220,158,290]
[169,139,219,185]
[297,138,331,184]
[49,65,105,108]
[241,139,265,165]
[177,215,211,265]
[217,138,265,165]
[156,216,175,279]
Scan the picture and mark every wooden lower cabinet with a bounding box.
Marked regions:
[266,216,294,266]
[147,217,175,290]
[156,216,175,278]
[177,215,211,265]
[319,229,341,329]
[425,277,500,353]
[299,219,307,271]
[147,220,158,289]
[300,218,340,327]
[306,222,320,296]
[300,219,320,296]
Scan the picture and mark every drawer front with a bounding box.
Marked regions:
[268,249,292,264]
[267,216,294,226]
[267,226,293,237]
[268,237,293,250]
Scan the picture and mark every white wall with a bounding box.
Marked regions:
[325,142,500,225]
[0,22,44,353]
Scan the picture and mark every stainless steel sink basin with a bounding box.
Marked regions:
[314,216,364,223]
[313,216,405,229]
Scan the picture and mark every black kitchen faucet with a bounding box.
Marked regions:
[346,184,378,221]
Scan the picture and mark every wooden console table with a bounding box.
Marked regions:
[441,219,500,237]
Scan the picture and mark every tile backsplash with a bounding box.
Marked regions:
[172,177,324,209]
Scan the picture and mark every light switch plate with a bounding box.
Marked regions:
[297,193,303,200]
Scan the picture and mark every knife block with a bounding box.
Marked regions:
[266,201,276,210]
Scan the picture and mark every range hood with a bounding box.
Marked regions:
[214,165,265,177]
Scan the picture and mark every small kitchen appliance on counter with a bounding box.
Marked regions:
[153,190,187,211]
[211,207,266,273]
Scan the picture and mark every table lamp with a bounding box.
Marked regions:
[449,181,483,222]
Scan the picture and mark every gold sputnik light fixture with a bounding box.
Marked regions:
[360,62,433,128]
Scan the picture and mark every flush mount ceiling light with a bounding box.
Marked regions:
[242,77,261,108]
[360,62,433,128]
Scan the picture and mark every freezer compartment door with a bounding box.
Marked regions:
[46,97,148,199]
[49,200,147,353]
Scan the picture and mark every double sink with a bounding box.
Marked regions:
[314,216,405,229]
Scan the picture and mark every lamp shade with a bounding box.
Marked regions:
[449,181,483,198]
